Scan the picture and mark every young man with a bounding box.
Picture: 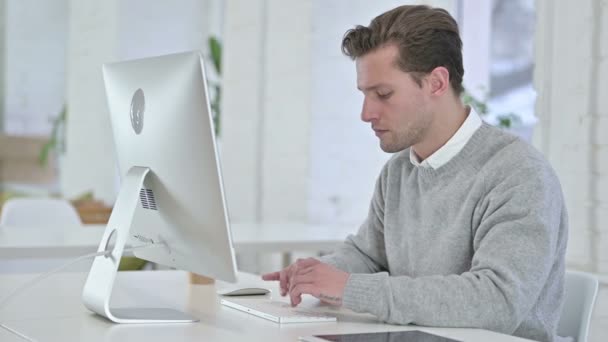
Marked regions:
[262,5,568,342]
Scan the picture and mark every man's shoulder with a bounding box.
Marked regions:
[476,126,559,186]
[481,128,548,169]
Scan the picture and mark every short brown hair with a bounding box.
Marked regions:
[342,5,464,95]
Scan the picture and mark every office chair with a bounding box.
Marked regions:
[0,197,82,273]
[557,270,599,342]
[0,198,81,226]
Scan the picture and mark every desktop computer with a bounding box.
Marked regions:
[82,51,238,323]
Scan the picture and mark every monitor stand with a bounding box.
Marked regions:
[82,166,198,323]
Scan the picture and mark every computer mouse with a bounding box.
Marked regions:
[217,287,271,296]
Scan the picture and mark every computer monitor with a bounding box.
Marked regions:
[82,51,238,324]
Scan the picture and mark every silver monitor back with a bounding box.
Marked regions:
[104,51,237,281]
[82,51,237,324]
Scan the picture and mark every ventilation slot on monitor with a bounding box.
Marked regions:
[139,188,158,210]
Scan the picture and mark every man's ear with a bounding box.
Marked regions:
[427,66,450,96]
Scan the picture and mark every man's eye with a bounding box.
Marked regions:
[378,92,392,99]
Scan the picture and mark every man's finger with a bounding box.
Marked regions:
[290,283,317,307]
[279,269,288,296]
[289,269,315,293]
[294,265,315,276]
[286,263,300,292]
[261,271,280,281]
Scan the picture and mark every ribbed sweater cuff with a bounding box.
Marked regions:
[342,273,387,312]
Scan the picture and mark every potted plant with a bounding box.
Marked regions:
[208,36,222,137]
[462,90,536,142]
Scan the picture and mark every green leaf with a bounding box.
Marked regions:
[209,36,222,74]
[118,257,148,271]
[461,90,488,115]
[497,113,521,129]
[38,105,67,166]
[38,140,54,167]
[498,117,512,128]
[206,37,222,136]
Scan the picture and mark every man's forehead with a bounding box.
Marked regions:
[356,53,403,90]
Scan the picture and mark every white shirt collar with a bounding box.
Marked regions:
[410,106,482,169]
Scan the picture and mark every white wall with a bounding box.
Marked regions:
[459,0,491,99]
[61,0,221,204]
[221,0,312,223]
[2,0,68,136]
[61,0,121,204]
[220,0,266,222]
[117,0,213,61]
[534,0,608,340]
[260,0,313,222]
[534,0,606,273]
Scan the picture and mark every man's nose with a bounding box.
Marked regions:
[361,98,379,123]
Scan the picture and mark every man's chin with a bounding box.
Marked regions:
[379,141,409,153]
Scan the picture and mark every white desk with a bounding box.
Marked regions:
[0,270,534,342]
[0,223,356,259]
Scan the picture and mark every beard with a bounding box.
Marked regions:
[378,115,432,153]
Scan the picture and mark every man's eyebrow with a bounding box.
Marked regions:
[357,84,391,91]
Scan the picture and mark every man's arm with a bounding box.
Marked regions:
[335,163,567,334]
[318,165,389,274]
[262,163,391,302]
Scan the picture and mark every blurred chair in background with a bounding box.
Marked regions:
[0,197,83,273]
[0,197,81,226]
[558,270,599,342]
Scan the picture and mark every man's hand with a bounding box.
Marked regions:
[261,258,350,307]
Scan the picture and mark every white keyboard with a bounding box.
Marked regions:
[221,298,337,323]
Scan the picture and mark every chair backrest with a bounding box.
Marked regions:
[557,270,599,342]
[0,198,82,226]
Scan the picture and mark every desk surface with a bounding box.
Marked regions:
[0,270,533,342]
[0,223,356,259]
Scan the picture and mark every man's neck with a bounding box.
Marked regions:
[412,104,470,161]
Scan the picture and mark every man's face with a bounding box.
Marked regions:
[356,44,433,153]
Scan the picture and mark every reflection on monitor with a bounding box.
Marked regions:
[82,51,238,324]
